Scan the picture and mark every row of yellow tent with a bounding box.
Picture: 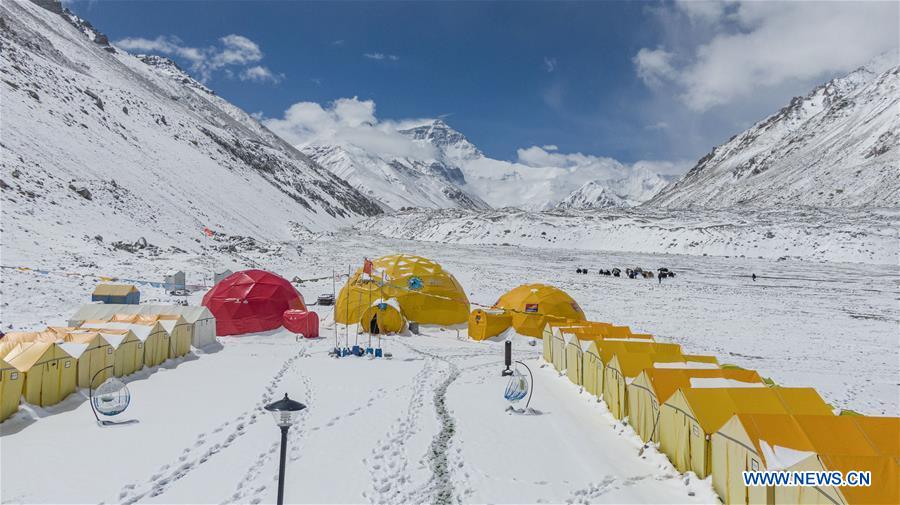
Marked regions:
[539,318,899,505]
[0,313,195,422]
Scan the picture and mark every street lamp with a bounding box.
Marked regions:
[265,393,307,505]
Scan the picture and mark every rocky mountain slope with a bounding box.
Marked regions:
[648,53,900,208]
[1,0,381,267]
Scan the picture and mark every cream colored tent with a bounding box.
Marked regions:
[712,414,899,505]
[627,368,763,444]
[80,318,170,368]
[3,340,78,407]
[604,352,717,420]
[0,349,26,422]
[68,303,217,348]
[660,387,832,479]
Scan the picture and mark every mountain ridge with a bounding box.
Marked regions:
[647,53,900,209]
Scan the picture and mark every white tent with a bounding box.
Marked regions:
[69,304,216,348]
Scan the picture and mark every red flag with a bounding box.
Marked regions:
[202,227,214,237]
[363,258,373,275]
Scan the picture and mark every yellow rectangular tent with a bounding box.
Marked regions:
[95,329,144,377]
[580,338,670,401]
[140,314,192,358]
[660,387,832,479]
[712,414,900,505]
[468,309,512,341]
[59,331,116,388]
[3,340,78,407]
[711,413,816,505]
[541,318,591,363]
[628,368,763,444]
[0,351,26,422]
[604,352,716,420]
[564,333,598,386]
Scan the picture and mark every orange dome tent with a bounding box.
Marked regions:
[494,284,585,337]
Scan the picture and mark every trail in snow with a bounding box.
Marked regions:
[363,356,436,504]
[402,340,463,505]
[116,346,307,505]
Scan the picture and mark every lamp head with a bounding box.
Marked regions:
[264,393,307,427]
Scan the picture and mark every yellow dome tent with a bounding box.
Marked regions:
[495,284,585,338]
[335,254,470,329]
[468,309,512,341]
[359,299,406,334]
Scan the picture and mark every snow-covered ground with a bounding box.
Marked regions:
[2,230,897,503]
[358,207,898,265]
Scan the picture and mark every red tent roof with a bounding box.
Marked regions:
[202,270,306,336]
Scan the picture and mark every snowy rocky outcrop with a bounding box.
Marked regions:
[1,0,382,265]
[648,53,900,209]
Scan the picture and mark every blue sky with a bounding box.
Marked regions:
[67,1,898,168]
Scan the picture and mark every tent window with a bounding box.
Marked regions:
[10,372,18,380]
[138,343,143,348]
[692,424,700,438]
[751,459,760,471]
[64,360,72,368]
[108,348,114,354]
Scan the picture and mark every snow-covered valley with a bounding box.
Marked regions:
[2,231,897,503]
[358,207,898,265]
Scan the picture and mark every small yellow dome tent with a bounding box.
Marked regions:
[335,254,469,329]
[494,284,585,337]
[359,299,406,334]
[468,309,512,341]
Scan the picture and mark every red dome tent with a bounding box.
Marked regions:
[202,270,306,336]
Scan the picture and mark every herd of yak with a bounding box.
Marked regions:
[575,267,676,279]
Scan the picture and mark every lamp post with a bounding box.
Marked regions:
[264,393,307,505]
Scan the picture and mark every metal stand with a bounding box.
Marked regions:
[89,365,115,424]
[514,360,535,410]
[277,425,289,505]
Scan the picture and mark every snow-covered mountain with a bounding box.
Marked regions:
[648,53,900,208]
[554,181,626,209]
[304,117,674,211]
[300,143,489,211]
[1,0,381,266]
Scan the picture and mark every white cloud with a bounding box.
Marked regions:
[635,1,899,111]
[542,145,559,151]
[364,52,399,61]
[263,97,436,159]
[239,65,284,84]
[115,33,279,83]
[213,34,263,67]
[544,57,557,73]
[645,121,669,131]
[633,47,676,87]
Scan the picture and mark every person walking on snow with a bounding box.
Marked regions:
[752,273,757,282]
